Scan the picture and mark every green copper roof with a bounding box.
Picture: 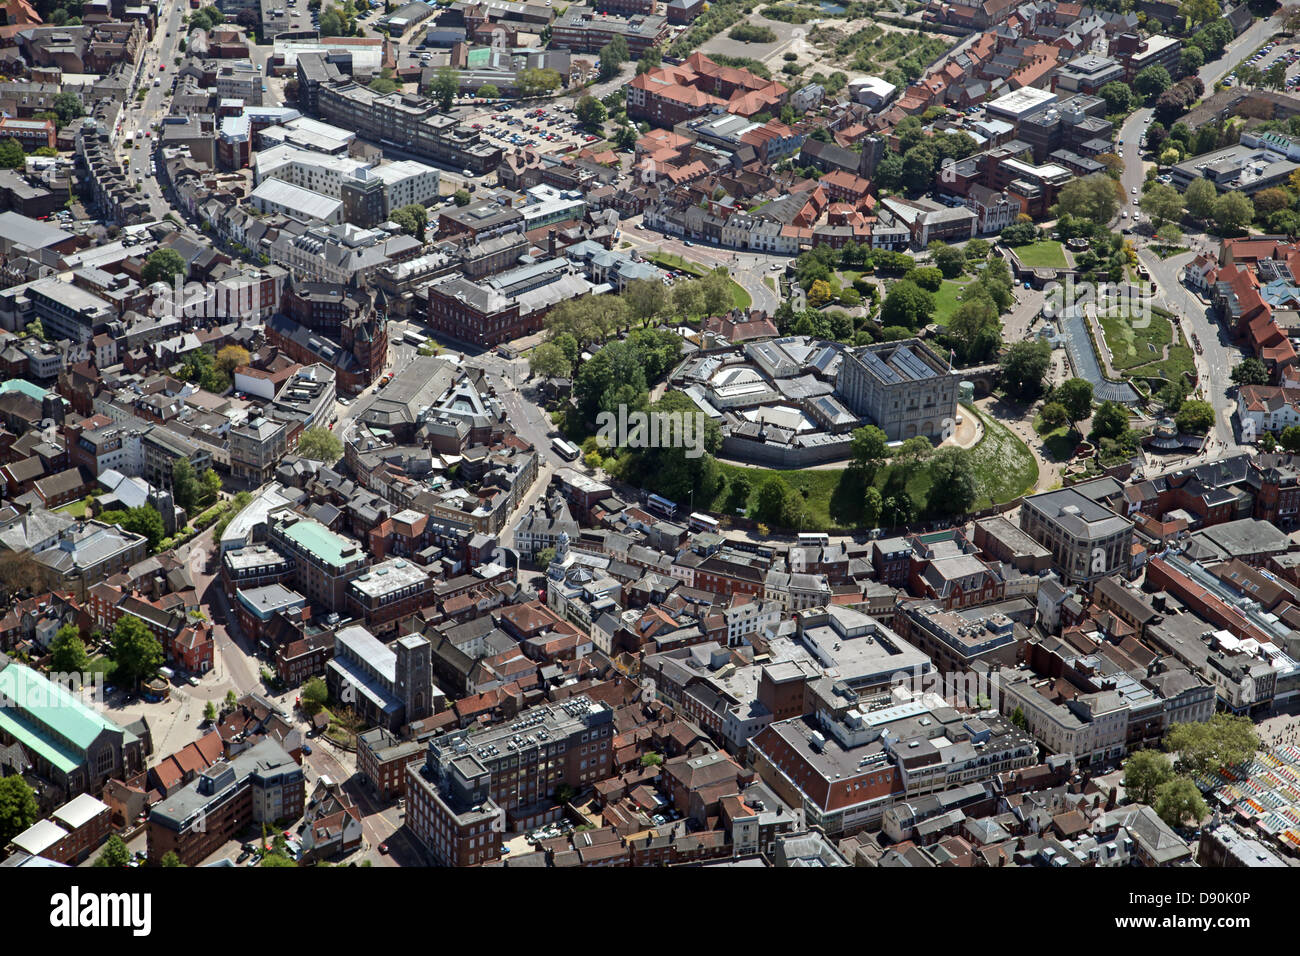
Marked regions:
[0,663,131,773]
[281,517,358,569]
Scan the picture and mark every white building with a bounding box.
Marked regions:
[1237,384,1300,438]
[251,178,343,224]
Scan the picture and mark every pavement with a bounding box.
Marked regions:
[618,215,784,314]
[1139,245,1246,453]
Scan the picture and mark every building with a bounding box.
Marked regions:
[406,695,614,864]
[146,738,304,865]
[0,658,148,801]
[267,509,369,611]
[835,339,960,443]
[345,557,434,637]
[1019,488,1134,585]
[749,696,1036,836]
[326,626,437,730]
[357,726,425,800]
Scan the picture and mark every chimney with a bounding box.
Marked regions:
[547,228,557,258]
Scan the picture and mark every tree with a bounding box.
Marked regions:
[1164,713,1260,776]
[535,546,556,567]
[947,294,1000,363]
[1098,81,1133,115]
[1282,424,1300,453]
[200,467,222,504]
[997,340,1052,403]
[926,447,977,516]
[1175,399,1215,434]
[142,247,186,286]
[1135,65,1173,101]
[928,242,966,279]
[453,189,471,206]
[1055,377,1094,426]
[25,316,45,341]
[301,676,329,715]
[369,76,397,94]
[1178,45,1205,77]
[850,425,889,482]
[1122,749,1174,806]
[390,204,427,240]
[623,277,670,325]
[861,486,883,527]
[575,94,606,128]
[479,84,500,99]
[111,615,164,687]
[298,426,343,463]
[203,700,217,722]
[905,266,943,292]
[726,473,753,514]
[98,505,166,551]
[49,623,90,674]
[1054,174,1119,223]
[1139,182,1184,227]
[160,850,185,867]
[754,475,803,528]
[1185,178,1218,221]
[93,834,132,868]
[880,280,935,329]
[1039,401,1068,429]
[517,67,562,98]
[1180,0,1220,25]
[170,456,199,513]
[52,91,84,128]
[1154,777,1209,828]
[1157,378,1189,414]
[216,344,250,376]
[431,67,458,111]
[0,775,38,846]
[225,689,239,712]
[319,4,344,35]
[1089,400,1129,443]
[529,341,572,379]
[1212,191,1254,234]
[0,138,23,170]
[598,34,629,81]
[1232,357,1270,386]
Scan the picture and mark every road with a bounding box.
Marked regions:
[618,215,783,314]
[1120,12,1281,202]
[1140,245,1246,453]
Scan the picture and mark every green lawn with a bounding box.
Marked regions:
[705,404,1038,529]
[647,252,750,310]
[1099,306,1193,383]
[55,498,92,518]
[963,403,1039,509]
[932,279,974,326]
[1011,240,1068,269]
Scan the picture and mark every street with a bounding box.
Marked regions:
[618,215,783,314]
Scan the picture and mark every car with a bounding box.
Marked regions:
[302,743,312,754]
[378,843,390,854]
[236,850,251,864]
[683,240,693,246]
[187,675,200,686]
[1131,186,1138,194]
[1132,198,1139,205]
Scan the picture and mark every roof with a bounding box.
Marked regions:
[0,660,134,773]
